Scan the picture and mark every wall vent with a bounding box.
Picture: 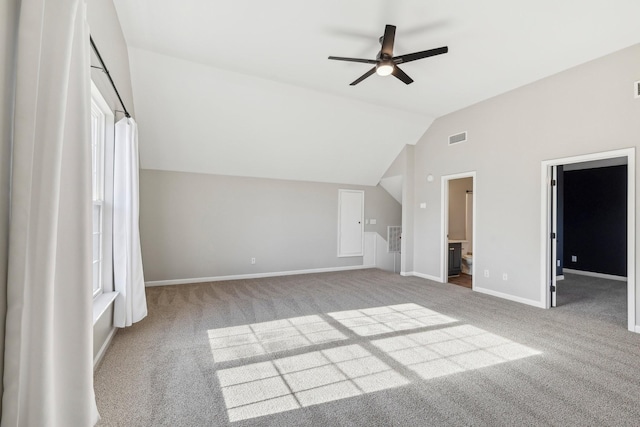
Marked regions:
[635,81,640,99]
[449,131,467,145]
[387,226,402,253]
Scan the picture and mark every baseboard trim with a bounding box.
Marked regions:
[563,268,627,282]
[474,286,546,309]
[146,264,374,287]
[401,271,442,282]
[94,326,117,370]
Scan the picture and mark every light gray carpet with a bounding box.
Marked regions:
[557,273,627,327]
[94,269,640,426]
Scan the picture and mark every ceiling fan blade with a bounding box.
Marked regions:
[350,67,376,86]
[393,46,448,64]
[328,56,377,64]
[381,25,396,57]
[392,66,413,85]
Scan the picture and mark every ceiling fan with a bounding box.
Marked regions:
[328,24,448,86]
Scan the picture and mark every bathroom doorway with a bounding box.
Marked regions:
[441,172,476,289]
[541,148,635,331]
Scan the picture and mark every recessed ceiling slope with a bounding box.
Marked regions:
[127,47,430,185]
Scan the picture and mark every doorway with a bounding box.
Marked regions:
[541,148,636,331]
[441,172,476,289]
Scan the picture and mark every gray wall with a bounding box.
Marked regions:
[139,170,401,282]
[381,145,415,274]
[382,145,408,180]
[403,145,415,274]
[0,0,19,415]
[88,0,135,117]
[409,43,640,322]
[87,0,136,361]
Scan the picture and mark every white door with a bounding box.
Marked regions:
[338,189,364,257]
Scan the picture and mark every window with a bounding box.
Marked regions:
[90,82,114,298]
[91,97,105,296]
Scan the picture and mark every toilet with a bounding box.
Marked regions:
[462,253,473,274]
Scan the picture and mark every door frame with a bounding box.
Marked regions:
[550,165,558,308]
[441,171,476,286]
[540,148,636,332]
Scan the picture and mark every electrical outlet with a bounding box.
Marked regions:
[484,269,489,278]
[557,260,560,267]
[571,255,577,262]
[251,257,256,264]
[502,273,508,281]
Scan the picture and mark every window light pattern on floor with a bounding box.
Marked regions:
[217,344,408,422]
[327,303,457,336]
[371,324,541,380]
[208,315,347,362]
[209,304,541,422]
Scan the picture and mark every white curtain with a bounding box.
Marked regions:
[113,118,148,327]
[2,0,99,426]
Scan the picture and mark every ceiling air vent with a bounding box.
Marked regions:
[635,81,640,99]
[449,131,467,145]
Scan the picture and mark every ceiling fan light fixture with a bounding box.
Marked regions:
[376,61,394,76]
[328,24,448,85]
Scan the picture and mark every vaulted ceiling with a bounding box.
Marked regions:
[114,0,640,185]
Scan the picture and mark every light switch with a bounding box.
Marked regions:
[370,219,376,225]
[420,203,427,209]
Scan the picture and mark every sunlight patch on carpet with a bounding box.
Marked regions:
[327,303,457,336]
[207,315,347,362]
[217,344,409,422]
[372,324,542,380]
[210,304,541,422]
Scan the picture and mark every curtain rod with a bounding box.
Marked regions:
[90,36,131,118]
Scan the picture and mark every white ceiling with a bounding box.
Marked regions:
[113,0,640,185]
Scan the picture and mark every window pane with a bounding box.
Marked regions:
[91,112,98,199]
[90,105,104,201]
[93,204,101,234]
[92,202,102,293]
[93,233,101,263]
[93,261,100,293]
[91,88,108,298]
